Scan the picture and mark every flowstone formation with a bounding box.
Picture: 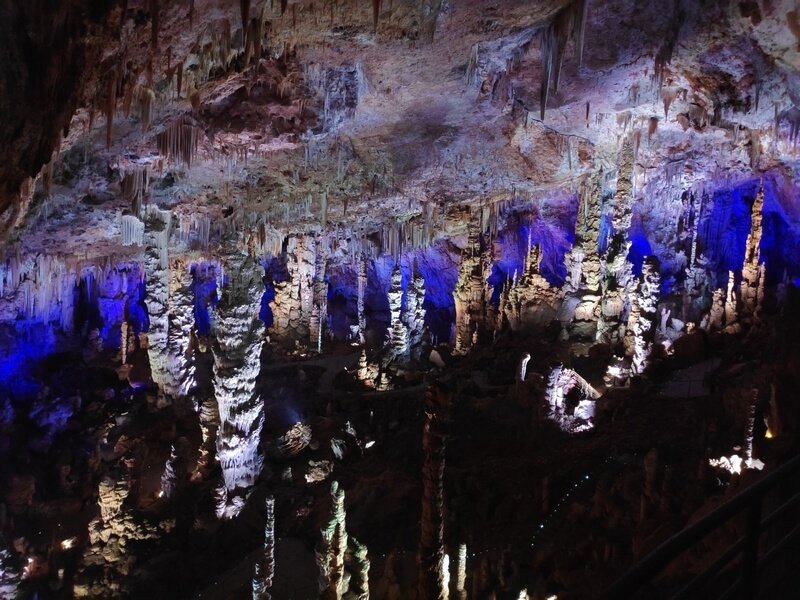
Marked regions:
[2,0,800,598]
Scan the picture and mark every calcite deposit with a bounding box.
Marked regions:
[1,0,800,597]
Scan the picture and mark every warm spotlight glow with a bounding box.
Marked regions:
[60,538,76,550]
[765,428,773,439]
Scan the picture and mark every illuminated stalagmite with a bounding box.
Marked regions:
[212,248,265,518]
[453,227,492,353]
[143,208,172,396]
[163,257,196,400]
[418,382,450,600]
[253,496,276,600]
[271,235,316,346]
[386,265,409,362]
[192,396,219,481]
[740,186,766,323]
[316,481,370,600]
[310,245,329,353]
[502,243,561,330]
[404,265,427,361]
[597,140,635,344]
[630,258,660,375]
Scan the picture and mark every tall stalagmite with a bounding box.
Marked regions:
[597,139,635,344]
[418,381,450,600]
[212,247,265,518]
[253,496,276,600]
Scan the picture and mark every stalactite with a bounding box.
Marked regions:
[149,0,160,49]
[253,496,276,600]
[241,0,251,51]
[106,73,117,149]
[418,381,450,600]
[537,0,588,119]
[121,166,150,214]
[138,86,156,132]
[356,258,367,344]
[157,116,202,167]
[373,0,381,31]
[176,60,184,98]
[163,258,196,400]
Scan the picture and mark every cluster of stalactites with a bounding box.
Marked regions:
[156,115,202,168]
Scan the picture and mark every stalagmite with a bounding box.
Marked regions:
[724,271,739,333]
[503,244,562,330]
[630,257,660,376]
[386,265,409,363]
[316,481,370,599]
[159,439,189,500]
[451,544,467,600]
[120,320,129,364]
[212,248,265,518]
[597,139,635,344]
[740,186,765,322]
[356,258,367,343]
[143,208,172,396]
[404,265,427,361]
[418,382,450,600]
[517,353,531,384]
[163,258,196,401]
[453,227,492,354]
[253,496,276,600]
[192,397,220,481]
[271,235,316,346]
[310,246,328,353]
